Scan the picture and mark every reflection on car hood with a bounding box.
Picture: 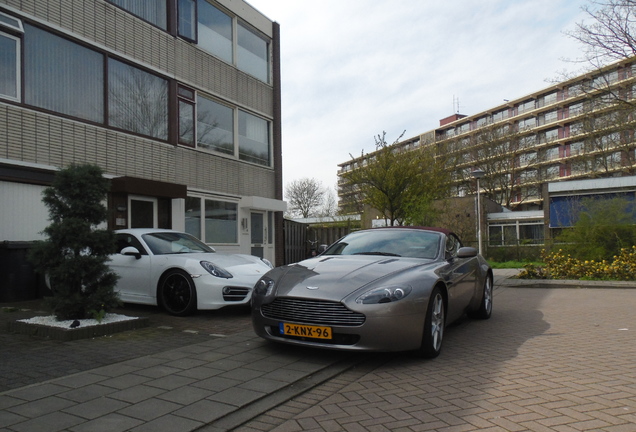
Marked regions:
[276,255,432,301]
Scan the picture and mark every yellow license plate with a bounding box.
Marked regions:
[279,323,332,339]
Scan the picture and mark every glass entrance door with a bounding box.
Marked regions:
[250,212,265,258]
[129,197,157,228]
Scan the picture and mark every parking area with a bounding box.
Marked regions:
[0,300,253,392]
[1,283,636,431]
[235,286,636,432]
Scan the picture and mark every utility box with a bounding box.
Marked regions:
[0,241,38,302]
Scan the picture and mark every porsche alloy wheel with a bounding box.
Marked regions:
[158,269,197,316]
[417,287,445,358]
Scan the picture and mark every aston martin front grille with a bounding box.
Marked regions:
[261,298,366,326]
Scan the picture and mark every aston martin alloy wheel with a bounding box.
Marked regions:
[417,287,445,358]
[469,275,493,320]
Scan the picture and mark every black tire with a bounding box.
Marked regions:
[469,275,493,320]
[158,269,197,316]
[416,286,445,358]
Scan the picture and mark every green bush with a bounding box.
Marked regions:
[555,197,636,262]
[29,164,120,320]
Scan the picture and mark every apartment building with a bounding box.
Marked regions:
[338,57,636,215]
[0,0,286,272]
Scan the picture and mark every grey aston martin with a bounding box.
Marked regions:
[251,227,493,358]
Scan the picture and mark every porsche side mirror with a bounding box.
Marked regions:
[121,246,142,260]
[457,247,478,258]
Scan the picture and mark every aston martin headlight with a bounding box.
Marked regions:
[356,285,412,304]
[200,261,233,279]
[254,276,276,297]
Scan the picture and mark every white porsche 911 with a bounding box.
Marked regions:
[110,229,272,316]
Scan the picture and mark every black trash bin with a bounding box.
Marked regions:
[0,241,38,302]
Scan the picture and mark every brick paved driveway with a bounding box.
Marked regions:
[237,287,636,432]
[0,300,252,392]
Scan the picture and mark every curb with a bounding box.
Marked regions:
[7,316,150,341]
[497,277,636,289]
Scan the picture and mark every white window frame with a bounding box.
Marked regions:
[0,12,23,103]
[0,31,20,102]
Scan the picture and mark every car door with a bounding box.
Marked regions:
[440,234,479,322]
[109,234,154,304]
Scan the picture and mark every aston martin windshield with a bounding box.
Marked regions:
[141,232,215,255]
[323,229,441,259]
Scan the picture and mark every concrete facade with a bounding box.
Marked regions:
[0,0,285,266]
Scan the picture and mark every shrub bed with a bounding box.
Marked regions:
[518,246,636,281]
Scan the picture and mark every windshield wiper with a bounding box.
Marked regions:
[353,251,401,257]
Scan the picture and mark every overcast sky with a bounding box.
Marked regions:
[246,0,590,198]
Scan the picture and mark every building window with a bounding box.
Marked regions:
[185,197,202,238]
[544,164,560,179]
[476,116,490,127]
[178,0,197,40]
[185,197,238,244]
[518,100,535,114]
[178,85,195,146]
[108,0,167,30]
[542,110,558,124]
[108,59,169,140]
[205,199,238,243]
[519,135,536,149]
[518,117,536,130]
[24,24,104,123]
[197,94,234,154]
[239,110,270,166]
[489,221,544,246]
[0,31,20,101]
[185,1,271,83]
[197,1,233,64]
[238,22,269,83]
[543,128,559,142]
[540,92,557,106]
[492,109,507,122]
[569,102,584,116]
[0,12,22,102]
[545,146,560,160]
[570,141,584,155]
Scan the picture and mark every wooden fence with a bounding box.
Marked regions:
[283,220,353,264]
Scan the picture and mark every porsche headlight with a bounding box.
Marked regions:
[261,258,273,268]
[200,261,233,279]
[254,276,276,297]
[356,285,412,304]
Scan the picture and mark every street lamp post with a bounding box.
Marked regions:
[471,169,485,256]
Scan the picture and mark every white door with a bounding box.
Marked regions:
[250,211,265,258]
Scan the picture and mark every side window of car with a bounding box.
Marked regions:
[115,234,148,255]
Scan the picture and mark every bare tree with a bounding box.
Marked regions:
[285,178,326,218]
[317,187,338,217]
[566,0,636,69]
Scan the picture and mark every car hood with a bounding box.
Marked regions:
[274,255,433,301]
[167,252,269,274]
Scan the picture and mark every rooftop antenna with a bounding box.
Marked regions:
[453,95,461,114]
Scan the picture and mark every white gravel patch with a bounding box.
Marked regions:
[18,314,139,328]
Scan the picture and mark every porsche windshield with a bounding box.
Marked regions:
[142,232,214,255]
[323,229,441,259]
